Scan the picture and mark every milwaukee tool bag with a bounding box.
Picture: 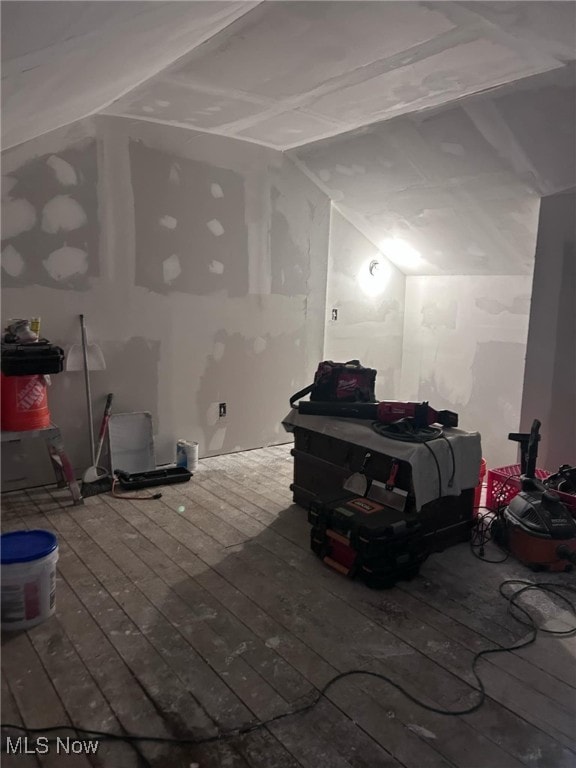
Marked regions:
[290,360,376,407]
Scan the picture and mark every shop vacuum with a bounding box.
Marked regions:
[492,419,576,572]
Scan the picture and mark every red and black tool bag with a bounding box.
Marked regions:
[290,360,376,407]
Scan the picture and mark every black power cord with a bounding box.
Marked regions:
[470,509,510,563]
[2,581,575,751]
[371,420,442,443]
[371,419,451,497]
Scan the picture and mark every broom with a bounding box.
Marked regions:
[81,393,114,497]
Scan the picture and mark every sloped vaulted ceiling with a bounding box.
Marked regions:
[2,1,575,275]
[1,1,258,149]
[291,63,576,275]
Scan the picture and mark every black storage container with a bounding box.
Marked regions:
[309,492,429,588]
[1,341,65,376]
[115,467,192,490]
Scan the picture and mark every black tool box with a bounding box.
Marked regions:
[1,340,65,376]
[115,467,191,490]
[309,493,429,588]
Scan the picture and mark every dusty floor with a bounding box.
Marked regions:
[2,444,575,768]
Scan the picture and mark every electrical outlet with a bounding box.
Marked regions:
[219,402,227,418]
[331,308,338,321]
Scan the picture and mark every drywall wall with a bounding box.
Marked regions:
[324,209,405,398]
[400,274,534,469]
[1,116,330,487]
[521,191,576,469]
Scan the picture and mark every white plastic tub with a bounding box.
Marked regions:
[1,530,58,631]
[176,440,199,472]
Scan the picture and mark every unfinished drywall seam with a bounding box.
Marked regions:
[94,4,262,119]
[99,111,286,152]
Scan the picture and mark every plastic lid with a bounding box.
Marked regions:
[1,530,58,564]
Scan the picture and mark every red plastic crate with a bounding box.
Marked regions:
[487,464,576,515]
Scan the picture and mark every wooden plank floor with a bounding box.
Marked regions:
[2,444,575,768]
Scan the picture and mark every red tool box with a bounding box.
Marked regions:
[310,493,432,588]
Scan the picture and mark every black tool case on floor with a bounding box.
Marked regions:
[115,467,191,490]
[309,493,429,588]
[291,426,474,552]
[1,340,65,376]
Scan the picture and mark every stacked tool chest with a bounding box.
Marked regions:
[290,426,475,586]
[309,494,429,588]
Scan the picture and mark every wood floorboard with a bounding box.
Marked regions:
[186,464,576,715]
[153,466,576,758]
[101,502,418,764]
[106,497,451,767]
[242,525,576,758]
[1,629,92,768]
[1,673,41,768]
[2,444,575,768]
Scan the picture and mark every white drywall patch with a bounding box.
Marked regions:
[335,164,355,176]
[1,244,25,277]
[213,341,225,361]
[208,427,226,452]
[162,254,181,284]
[208,260,224,274]
[253,336,267,354]
[159,215,177,229]
[210,183,224,199]
[440,142,465,156]
[155,100,170,107]
[142,105,155,113]
[2,176,18,199]
[41,195,87,234]
[206,219,224,237]
[46,155,77,185]
[43,246,88,280]
[2,198,36,239]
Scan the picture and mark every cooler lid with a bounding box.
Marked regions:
[1,530,58,564]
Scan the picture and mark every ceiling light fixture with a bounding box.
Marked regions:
[359,256,390,297]
[369,259,380,276]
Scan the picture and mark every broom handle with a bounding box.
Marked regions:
[80,314,96,464]
[94,393,113,465]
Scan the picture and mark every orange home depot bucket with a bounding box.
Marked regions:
[473,458,487,514]
[1,373,51,431]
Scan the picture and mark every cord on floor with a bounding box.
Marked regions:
[2,581,575,751]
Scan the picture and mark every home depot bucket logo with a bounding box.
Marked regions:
[17,377,45,412]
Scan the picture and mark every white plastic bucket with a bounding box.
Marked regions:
[176,440,199,472]
[1,530,59,631]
